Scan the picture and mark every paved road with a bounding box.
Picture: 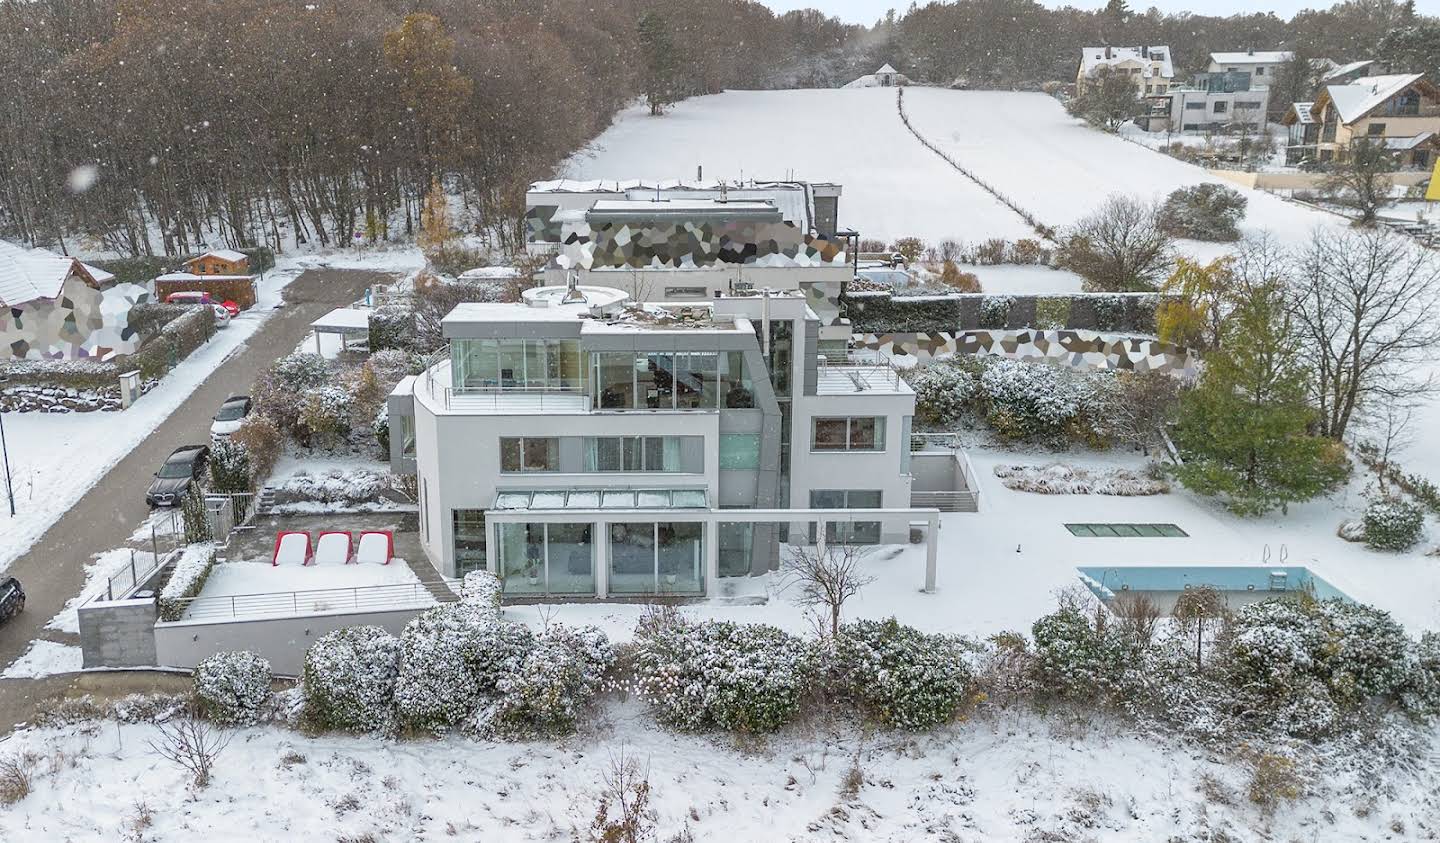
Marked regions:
[0,268,386,733]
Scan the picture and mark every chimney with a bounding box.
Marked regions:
[1105,46,1112,59]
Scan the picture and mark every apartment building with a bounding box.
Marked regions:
[1205,51,1292,87]
[1076,46,1175,97]
[1160,72,1271,134]
[1283,74,1440,167]
[385,279,923,598]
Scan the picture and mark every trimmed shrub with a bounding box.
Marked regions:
[124,302,190,339]
[907,363,977,428]
[1091,295,1124,332]
[124,306,214,380]
[298,385,351,447]
[302,625,402,733]
[493,625,615,738]
[1030,604,1133,703]
[1401,632,1440,716]
[1158,184,1247,242]
[842,293,964,334]
[1033,297,1070,329]
[158,543,217,621]
[833,618,975,730]
[373,405,390,453]
[979,295,1012,329]
[193,651,272,726]
[1126,295,1159,334]
[459,570,503,613]
[392,604,531,734]
[180,484,213,543]
[1363,497,1424,551]
[208,439,251,493]
[979,359,1090,440]
[369,305,415,352]
[633,618,816,733]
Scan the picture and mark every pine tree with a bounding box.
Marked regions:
[638,12,678,116]
[1172,282,1350,515]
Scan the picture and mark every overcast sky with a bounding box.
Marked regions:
[761,0,1438,26]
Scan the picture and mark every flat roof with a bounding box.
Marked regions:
[815,364,914,396]
[587,199,783,222]
[311,307,371,333]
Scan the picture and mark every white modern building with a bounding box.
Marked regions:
[1205,50,1292,87]
[386,281,944,599]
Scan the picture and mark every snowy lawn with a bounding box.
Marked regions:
[964,263,1085,294]
[0,703,1433,841]
[1,640,83,678]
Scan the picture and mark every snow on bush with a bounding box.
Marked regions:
[992,463,1168,495]
[392,603,531,734]
[302,625,402,733]
[1316,600,1411,704]
[1030,604,1134,703]
[192,651,272,726]
[633,617,816,734]
[907,363,977,427]
[1158,183,1247,242]
[459,570,503,614]
[277,468,387,505]
[1401,632,1440,716]
[979,295,1012,329]
[373,405,390,452]
[299,385,352,445]
[271,352,330,390]
[208,438,251,493]
[979,359,1092,439]
[1362,497,1424,551]
[833,618,975,730]
[492,625,615,739]
[158,543,217,621]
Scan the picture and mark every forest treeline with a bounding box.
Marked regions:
[0,0,1434,257]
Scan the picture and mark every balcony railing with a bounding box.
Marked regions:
[169,581,442,622]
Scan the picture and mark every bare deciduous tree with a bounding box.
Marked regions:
[1172,586,1226,670]
[147,715,232,789]
[1290,229,1440,440]
[778,541,875,637]
[1057,194,1174,292]
[589,748,655,843]
[1321,137,1398,226]
[1358,398,1419,495]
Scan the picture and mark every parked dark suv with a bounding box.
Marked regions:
[146,444,210,507]
[0,577,23,625]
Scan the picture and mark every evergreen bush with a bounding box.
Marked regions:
[302,625,402,733]
[193,651,272,726]
[833,618,975,730]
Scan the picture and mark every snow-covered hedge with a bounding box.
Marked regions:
[158,543,217,622]
[992,463,1167,496]
[1030,604,1133,703]
[979,295,1013,329]
[492,625,615,738]
[459,570,503,615]
[391,603,531,734]
[833,618,975,730]
[980,359,1099,440]
[208,439,251,494]
[1402,632,1440,716]
[193,651,272,726]
[302,625,402,733]
[633,618,816,734]
[276,468,388,506]
[1363,497,1424,551]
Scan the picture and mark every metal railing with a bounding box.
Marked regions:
[170,581,444,622]
[101,549,166,602]
[442,386,591,412]
[816,357,904,391]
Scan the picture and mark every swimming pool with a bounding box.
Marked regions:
[1077,565,1351,612]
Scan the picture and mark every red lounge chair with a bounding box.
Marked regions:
[314,531,353,565]
[272,531,312,566]
[356,531,394,565]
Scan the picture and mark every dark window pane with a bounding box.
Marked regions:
[500,438,522,472]
[813,418,847,450]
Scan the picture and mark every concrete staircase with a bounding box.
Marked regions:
[254,485,278,516]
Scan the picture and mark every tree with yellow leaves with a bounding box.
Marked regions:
[1157,256,1235,349]
[418,177,452,256]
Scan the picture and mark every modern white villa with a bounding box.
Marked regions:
[386,182,960,599]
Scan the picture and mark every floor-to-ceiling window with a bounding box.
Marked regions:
[808,490,883,544]
[496,521,596,596]
[608,521,705,595]
[453,509,487,576]
[452,339,583,391]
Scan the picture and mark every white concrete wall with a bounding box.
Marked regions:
[790,391,915,541]
[154,607,429,676]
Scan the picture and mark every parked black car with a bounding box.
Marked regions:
[146,444,210,507]
[0,577,23,625]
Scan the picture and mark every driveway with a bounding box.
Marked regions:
[0,267,389,733]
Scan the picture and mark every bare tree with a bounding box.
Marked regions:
[1111,592,1161,648]
[147,714,232,789]
[1290,229,1440,440]
[1172,586,1226,670]
[1359,398,1419,494]
[1321,138,1398,226]
[1057,195,1174,292]
[778,540,875,637]
[589,748,655,843]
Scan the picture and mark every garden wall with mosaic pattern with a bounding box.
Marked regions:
[855,329,1198,377]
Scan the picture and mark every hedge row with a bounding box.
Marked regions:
[91,246,276,284]
[843,290,1164,335]
[0,358,123,392]
[121,305,215,380]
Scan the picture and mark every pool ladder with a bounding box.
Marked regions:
[1262,545,1289,591]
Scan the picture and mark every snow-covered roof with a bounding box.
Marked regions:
[1323,74,1426,124]
[1288,101,1316,124]
[1322,59,1374,82]
[876,63,897,75]
[190,249,248,264]
[1080,46,1174,80]
[310,307,372,333]
[530,179,815,230]
[155,272,253,282]
[0,238,95,306]
[1383,132,1435,151]
[22,245,114,285]
[587,198,782,221]
[1210,51,1291,66]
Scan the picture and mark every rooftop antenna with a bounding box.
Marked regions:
[561,268,586,304]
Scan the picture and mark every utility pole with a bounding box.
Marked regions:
[0,405,14,517]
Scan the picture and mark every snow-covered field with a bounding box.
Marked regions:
[0,702,1432,841]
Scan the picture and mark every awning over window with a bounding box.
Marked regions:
[493,488,708,511]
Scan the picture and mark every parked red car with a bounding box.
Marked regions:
[165,290,241,318]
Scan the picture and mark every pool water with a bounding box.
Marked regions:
[1077,565,1350,613]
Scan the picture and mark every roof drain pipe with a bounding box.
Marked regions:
[761,288,771,358]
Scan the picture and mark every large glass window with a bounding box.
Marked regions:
[675,352,717,409]
[584,436,684,472]
[809,490,882,545]
[453,509,487,576]
[720,351,754,408]
[500,437,558,472]
[644,353,674,409]
[608,521,705,595]
[596,352,635,409]
[497,521,595,595]
[453,339,581,391]
[718,521,753,577]
[811,417,886,451]
[719,434,761,470]
[398,414,416,459]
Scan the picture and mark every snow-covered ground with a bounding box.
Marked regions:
[0,640,82,679]
[0,703,1432,841]
[563,88,1037,244]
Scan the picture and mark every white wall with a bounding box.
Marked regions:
[790,391,914,542]
[154,607,428,676]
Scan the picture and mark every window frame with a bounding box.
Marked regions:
[810,416,886,452]
[499,436,559,473]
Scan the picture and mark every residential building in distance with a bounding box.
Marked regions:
[1157,71,1270,135]
[385,279,932,598]
[1205,50,1292,88]
[1283,74,1440,167]
[0,239,148,360]
[181,249,250,276]
[1076,46,1175,97]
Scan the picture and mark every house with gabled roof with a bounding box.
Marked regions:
[1282,73,1440,168]
[1076,46,1175,97]
[0,239,148,360]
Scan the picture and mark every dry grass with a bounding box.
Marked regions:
[0,752,38,805]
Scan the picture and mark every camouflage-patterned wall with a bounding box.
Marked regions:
[855,329,1198,378]
[525,205,562,244]
[557,219,845,271]
[0,279,150,360]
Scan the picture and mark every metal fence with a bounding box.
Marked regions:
[170,581,443,622]
[101,549,166,602]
